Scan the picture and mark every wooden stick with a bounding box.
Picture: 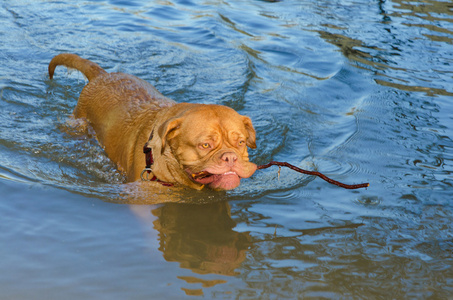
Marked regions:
[191,171,211,180]
[257,161,369,190]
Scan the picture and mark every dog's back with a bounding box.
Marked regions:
[49,53,175,180]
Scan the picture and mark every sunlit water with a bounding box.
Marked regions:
[1,0,452,298]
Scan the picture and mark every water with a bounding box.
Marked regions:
[1,0,452,298]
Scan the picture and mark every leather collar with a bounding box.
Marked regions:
[140,130,174,187]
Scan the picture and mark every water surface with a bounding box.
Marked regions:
[1,0,452,298]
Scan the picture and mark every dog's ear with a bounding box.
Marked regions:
[242,116,256,149]
[158,117,183,151]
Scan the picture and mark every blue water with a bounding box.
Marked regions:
[1,0,452,298]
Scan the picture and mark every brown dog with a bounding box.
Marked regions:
[48,53,257,190]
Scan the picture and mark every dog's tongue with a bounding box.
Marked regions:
[191,171,241,190]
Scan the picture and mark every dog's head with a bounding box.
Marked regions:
[156,104,257,190]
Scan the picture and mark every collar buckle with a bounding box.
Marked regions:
[140,167,154,181]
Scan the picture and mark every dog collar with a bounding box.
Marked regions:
[140,131,174,187]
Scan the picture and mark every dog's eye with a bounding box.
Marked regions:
[238,140,245,146]
[200,143,211,149]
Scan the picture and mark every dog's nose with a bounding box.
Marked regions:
[221,152,238,166]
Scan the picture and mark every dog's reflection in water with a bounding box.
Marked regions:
[131,200,251,295]
[152,201,251,276]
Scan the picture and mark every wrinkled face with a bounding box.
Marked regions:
[160,105,257,190]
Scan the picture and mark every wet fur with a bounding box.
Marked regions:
[48,53,257,190]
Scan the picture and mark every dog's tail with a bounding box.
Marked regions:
[48,53,107,82]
